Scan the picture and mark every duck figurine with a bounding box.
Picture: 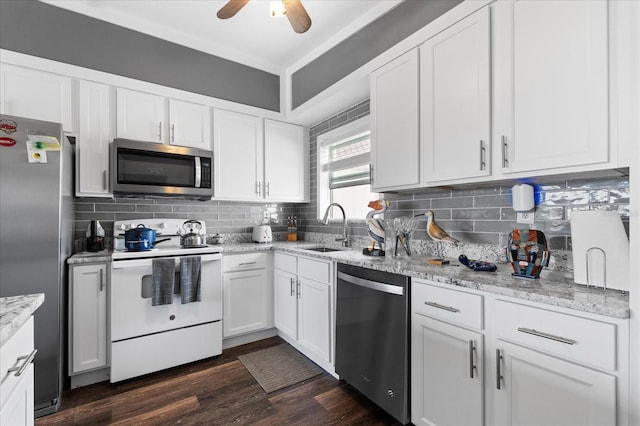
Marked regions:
[364,199,390,256]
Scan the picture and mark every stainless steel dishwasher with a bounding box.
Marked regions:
[335,263,410,425]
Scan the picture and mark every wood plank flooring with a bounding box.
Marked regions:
[36,337,403,425]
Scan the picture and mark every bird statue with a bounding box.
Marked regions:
[423,210,459,242]
[364,199,390,256]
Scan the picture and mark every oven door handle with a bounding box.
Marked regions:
[112,253,221,269]
[337,271,404,296]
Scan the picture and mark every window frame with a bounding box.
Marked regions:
[316,116,374,221]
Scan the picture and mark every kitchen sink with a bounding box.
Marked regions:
[304,246,344,253]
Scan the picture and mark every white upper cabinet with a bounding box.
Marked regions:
[421,6,491,184]
[116,88,165,142]
[493,0,609,175]
[264,119,307,202]
[116,88,211,149]
[213,110,307,202]
[76,81,112,198]
[168,98,211,150]
[370,48,421,192]
[0,64,75,133]
[213,109,264,200]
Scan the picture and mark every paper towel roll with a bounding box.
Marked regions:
[570,211,629,291]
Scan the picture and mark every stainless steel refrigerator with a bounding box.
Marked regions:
[0,114,73,416]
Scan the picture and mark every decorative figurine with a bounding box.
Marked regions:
[507,228,549,279]
[364,199,390,256]
[423,210,459,242]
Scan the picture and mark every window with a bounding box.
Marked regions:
[317,116,378,220]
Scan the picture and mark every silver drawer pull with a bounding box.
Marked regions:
[517,327,576,345]
[424,301,460,313]
[238,262,257,266]
[8,349,37,377]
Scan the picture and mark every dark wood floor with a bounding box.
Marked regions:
[36,337,403,425]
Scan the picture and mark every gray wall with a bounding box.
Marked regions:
[291,0,463,109]
[0,0,280,111]
[300,100,631,251]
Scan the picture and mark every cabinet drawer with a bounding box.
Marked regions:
[274,252,297,274]
[494,299,617,371]
[412,279,483,330]
[1,316,35,409]
[223,252,267,272]
[298,257,332,284]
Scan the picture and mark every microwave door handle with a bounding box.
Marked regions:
[194,157,202,188]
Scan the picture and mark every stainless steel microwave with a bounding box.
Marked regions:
[111,139,213,200]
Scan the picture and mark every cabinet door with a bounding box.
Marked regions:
[264,119,306,202]
[411,314,483,426]
[274,269,298,339]
[70,264,108,374]
[223,269,270,337]
[0,363,34,426]
[422,6,491,183]
[168,99,211,150]
[370,48,421,191]
[494,341,616,426]
[0,64,74,133]
[494,0,609,173]
[116,88,165,142]
[77,81,112,197]
[213,109,263,200]
[297,277,331,363]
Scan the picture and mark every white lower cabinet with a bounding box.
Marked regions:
[69,263,108,375]
[411,279,484,426]
[493,340,616,426]
[0,317,35,426]
[222,253,273,337]
[273,252,333,371]
[411,280,628,426]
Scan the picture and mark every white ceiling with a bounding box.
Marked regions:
[41,0,403,75]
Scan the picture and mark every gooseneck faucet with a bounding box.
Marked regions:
[321,203,348,247]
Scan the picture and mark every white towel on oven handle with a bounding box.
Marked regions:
[180,256,201,304]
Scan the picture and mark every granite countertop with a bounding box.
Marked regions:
[0,293,45,347]
[67,241,630,319]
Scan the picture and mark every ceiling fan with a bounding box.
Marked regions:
[217,0,312,33]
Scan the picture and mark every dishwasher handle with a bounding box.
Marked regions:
[338,271,404,296]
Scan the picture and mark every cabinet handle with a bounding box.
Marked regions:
[290,278,295,296]
[296,280,301,298]
[171,123,175,142]
[479,140,486,171]
[517,327,577,345]
[469,340,477,379]
[158,122,163,141]
[99,268,104,292]
[102,170,108,191]
[239,262,256,266]
[265,182,270,197]
[501,136,509,168]
[424,301,460,313]
[496,349,503,390]
[256,181,262,196]
[8,349,37,377]
[370,164,374,185]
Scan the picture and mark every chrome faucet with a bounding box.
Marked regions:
[321,203,348,247]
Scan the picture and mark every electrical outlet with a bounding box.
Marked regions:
[517,212,535,225]
[263,211,270,222]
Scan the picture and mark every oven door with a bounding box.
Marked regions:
[110,253,222,342]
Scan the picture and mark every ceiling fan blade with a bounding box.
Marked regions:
[217,0,250,19]
[283,0,312,33]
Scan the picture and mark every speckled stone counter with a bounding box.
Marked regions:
[0,294,45,347]
[223,242,630,319]
[66,242,630,319]
[67,251,112,264]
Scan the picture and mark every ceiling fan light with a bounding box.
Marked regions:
[269,1,286,17]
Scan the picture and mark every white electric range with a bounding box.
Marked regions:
[110,218,223,382]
